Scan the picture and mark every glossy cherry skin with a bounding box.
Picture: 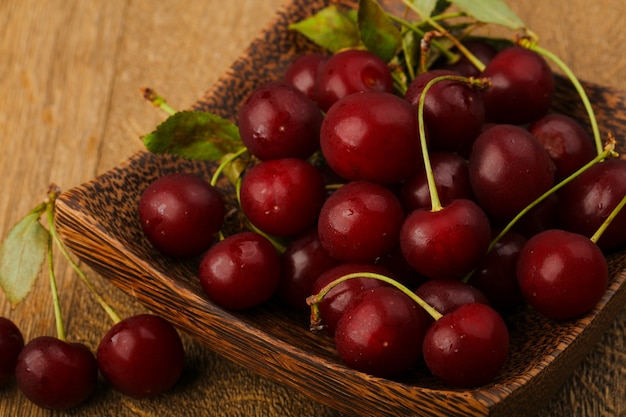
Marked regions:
[557,159,626,251]
[138,173,225,259]
[277,228,340,311]
[311,262,394,335]
[283,53,328,104]
[469,124,556,220]
[400,199,492,280]
[320,91,422,184]
[516,229,609,320]
[480,46,555,124]
[16,336,98,409]
[400,152,474,212]
[239,158,326,237]
[405,69,485,153]
[316,49,394,112]
[0,317,24,387]
[415,279,489,316]
[199,232,281,310]
[423,303,509,387]
[237,81,323,160]
[97,314,185,398]
[528,112,596,181]
[318,180,405,262]
[334,286,431,378]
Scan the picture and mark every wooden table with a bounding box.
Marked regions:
[1,1,625,416]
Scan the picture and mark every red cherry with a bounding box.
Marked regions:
[0,317,24,387]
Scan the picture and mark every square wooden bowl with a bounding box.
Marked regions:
[54,0,626,415]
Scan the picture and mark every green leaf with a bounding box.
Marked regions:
[142,111,243,161]
[449,0,525,30]
[289,5,360,53]
[408,0,451,19]
[0,207,49,306]
[358,0,402,62]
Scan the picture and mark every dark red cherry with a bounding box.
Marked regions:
[516,229,609,319]
[423,303,509,387]
[97,314,185,398]
[320,91,421,184]
[415,279,489,316]
[283,53,328,104]
[138,173,225,259]
[277,228,340,311]
[311,262,394,335]
[528,112,596,181]
[439,40,498,77]
[557,159,626,251]
[405,69,485,153]
[334,286,431,378]
[469,124,556,220]
[237,81,323,160]
[318,180,405,262]
[316,49,394,112]
[400,199,491,280]
[480,46,555,124]
[239,158,326,237]
[199,232,281,310]
[16,336,98,409]
[0,317,24,387]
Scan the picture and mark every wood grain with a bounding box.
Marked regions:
[1,0,626,416]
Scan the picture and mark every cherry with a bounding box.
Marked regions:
[138,173,225,259]
[528,112,596,181]
[516,229,609,320]
[16,336,98,409]
[399,152,474,212]
[199,231,281,310]
[97,314,185,398]
[315,49,394,112]
[311,262,394,335]
[239,158,326,237]
[334,286,431,378]
[404,69,485,153]
[277,228,340,311]
[557,159,626,251]
[468,231,526,313]
[0,317,24,387]
[415,279,489,316]
[320,91,421,184]
[423,302,509,387]
[468,124,556,221]
[317,180,405,262]
[400,199,492,280]
[283,53,328,104]
[439,39,498,77]
[237,81,323,160]
[480,46,555,124]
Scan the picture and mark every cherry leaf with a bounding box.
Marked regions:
[449,0,525,29]
[358,0,402,62]
[0,207,49,306]
[142,111,243,161]
[407,0,451,19]
[289,5,360,53]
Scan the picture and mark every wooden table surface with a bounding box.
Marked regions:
[1,1,625,416]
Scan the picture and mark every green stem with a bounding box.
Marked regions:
[46,188,122,324]
[306,272,442,331]
[519,40,603,155]
[210,147,248,187]
[590,193,626,244]
[141,87,177,116]
[46,232,65,341]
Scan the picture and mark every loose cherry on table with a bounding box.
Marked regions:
[0,317,25,388]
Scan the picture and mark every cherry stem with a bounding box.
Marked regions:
[488,138,618,252]
[517,38,603,155]
[306,271,442,331]
[46,186,122,324]
[210,147,248,187]
[141,87,177,116]
[590,193,626,244]
[46,227,65,342]
[417,75,490,212]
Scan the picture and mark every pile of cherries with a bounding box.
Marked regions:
[135,43,626,389]
[0,312,185,409]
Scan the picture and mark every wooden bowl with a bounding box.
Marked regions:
[54,0,626,416]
